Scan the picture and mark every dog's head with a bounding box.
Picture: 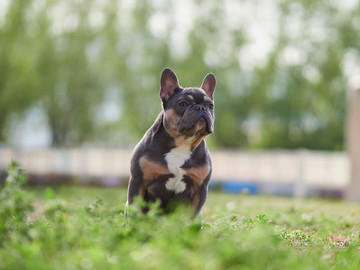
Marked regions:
[159,68,216,144]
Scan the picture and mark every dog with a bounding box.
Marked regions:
[126,68,216,217]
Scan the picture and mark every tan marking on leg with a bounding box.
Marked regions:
[139,186,146,197]
[184,165,211,186]
[139,157,171,182]
[192,192,200,209]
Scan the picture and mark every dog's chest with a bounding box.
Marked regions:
[164,144,191,193]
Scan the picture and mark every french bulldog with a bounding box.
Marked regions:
[126,68,216,217]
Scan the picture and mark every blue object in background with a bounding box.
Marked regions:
[258,183,295,196]
[221,181,259,194]
[209,180,343,198]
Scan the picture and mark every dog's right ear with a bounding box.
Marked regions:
[160,68,179,103]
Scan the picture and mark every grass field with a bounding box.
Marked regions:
[1,162,360,269]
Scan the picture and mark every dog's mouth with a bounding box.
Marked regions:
[196,118,207,129]
[179,115,214,136]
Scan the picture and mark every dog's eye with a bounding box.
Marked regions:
[209,104,214,110]
[179,101,188,107]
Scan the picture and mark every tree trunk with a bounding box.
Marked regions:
[345,89,360,202]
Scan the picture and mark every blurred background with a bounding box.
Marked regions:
[1,0,360,199]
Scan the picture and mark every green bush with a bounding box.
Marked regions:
[0,160,33,243]
[1,162,360,269]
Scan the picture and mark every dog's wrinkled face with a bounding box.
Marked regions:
[164,88,214,137]
[160,68,216,144]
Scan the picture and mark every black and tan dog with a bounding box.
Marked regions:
[126,68,216,217]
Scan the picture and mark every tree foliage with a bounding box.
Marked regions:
[0,0,359,149]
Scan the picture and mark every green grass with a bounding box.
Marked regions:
[1,161,360,269]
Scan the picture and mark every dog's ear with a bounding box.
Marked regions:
[160,68,179,102]
[201,73,216,100]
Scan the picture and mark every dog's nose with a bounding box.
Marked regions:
[194,105,205,111]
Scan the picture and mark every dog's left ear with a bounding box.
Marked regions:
[201,73,216,100]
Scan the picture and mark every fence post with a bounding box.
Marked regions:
[294,150,306,198]
[81,144,89,183]
[345,89,360,202]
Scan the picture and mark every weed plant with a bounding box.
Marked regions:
[0,161,360,269]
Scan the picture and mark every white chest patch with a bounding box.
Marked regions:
[165,144,192,193]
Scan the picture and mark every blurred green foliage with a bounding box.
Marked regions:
[0,160,33,243]
[1,0,359,149]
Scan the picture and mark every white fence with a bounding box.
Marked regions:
[0,147,350,195]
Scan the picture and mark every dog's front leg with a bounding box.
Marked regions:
[125,176,145,216]
[192,183,209,218]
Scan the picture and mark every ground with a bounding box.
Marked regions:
[1,185,360,269]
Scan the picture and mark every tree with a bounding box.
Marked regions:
[0,0,41,141]
[1,0,359,150]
